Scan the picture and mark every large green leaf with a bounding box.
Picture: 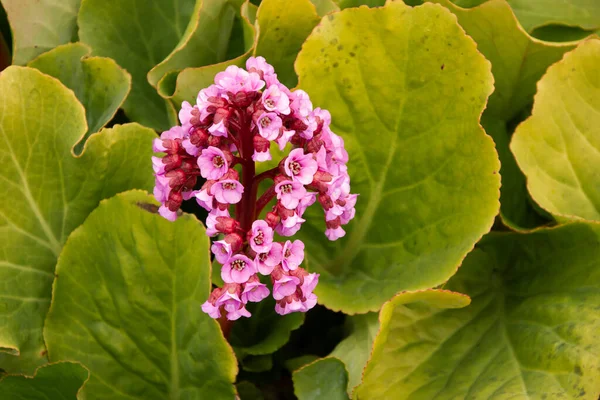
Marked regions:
[158,1,256,106]
[44,191,238,399]
[0,66,155,373]
[78,0,196,130]
[230,296,305,357]
[330,313,379,395]
[431,0,579,228]
[0,0,80,65]
[293,357,350,400]
[335,0,385,8]
[147,0,245,88]
[28,43,131,154]
[253,0,320,87]
[511,39,600,222]
[0,362,89,399]
[506,0,600,33]
[357,222,600,400]
[295,1,500,313]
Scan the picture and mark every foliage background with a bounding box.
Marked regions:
[0,0,599,399]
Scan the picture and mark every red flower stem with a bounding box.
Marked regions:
[238,112,256,233]
[254,167,279,185]
[255,184,276,219]
[218,315,234,339]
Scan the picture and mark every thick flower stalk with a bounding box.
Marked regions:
[152,57,357,320]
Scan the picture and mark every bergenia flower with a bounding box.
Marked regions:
[151,57,357,321]
[198,146,229,180]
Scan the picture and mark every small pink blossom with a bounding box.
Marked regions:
[196,84,222,120]
[262,85,290,115]
[241,275,270,303]
[276,129,295,151]
[255,242,283,275]
[153,175,171,203]
[221,254,257,284]
[256,112,282,141]
[273,274,300,300]
[249,220,274,253]
[325,225,346,241]
[282,240,304,271]
[211,240,232,264]
[201,300,221,319]
[211,179,244,204]
[252,148,272,162]
[198,147,228,180]
[179,101,195,129]
[284,148,318,185]
[158,205,177,222]
[290,90,313,118]
[194,188,214,211]
[246,56,278,86]
[214,65,265,94]
[275,221,303,237]
[275,180,307,209]
[208,120,228,137]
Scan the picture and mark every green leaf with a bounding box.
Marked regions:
[335,0,385,9]
[431,0,579,229]
[295,1,500,313]
[1,0,80,65]
[293,357,350,400]
[0,362,89,399]
[44,191,238,399]
[330,313,379,395]
[236,381,265,400]
[432,0,577,123]
[230,295,305,357]
[78,0,196,130]
[511,40,600,222]
[253,0,320,87]
[506,0,600,32]
[310,0,340,16]
[357,223,600,399]
[285,355,321,372]
[28,43,132,154]
[159,1,257,106]
[241,354,273,372]
[481,116,547,229]
[147,0,246,88]
[0,66,155,373]
[531,25,598,42]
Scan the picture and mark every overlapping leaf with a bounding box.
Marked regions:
[0,362,89,399]
[44,191,238,399]
[357,223,600,400]
[0,66,155,373]
[1,0,81,65]
[431,0,580,228]
[293,357,350,400]
[78,0,197,130]
[511,39,600,222]
[28,42,131,153]
[505,0,600,33]
[295,1,500,313]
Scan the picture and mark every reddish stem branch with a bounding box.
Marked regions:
[255,184,276,219]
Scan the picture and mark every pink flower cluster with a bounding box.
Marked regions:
[152,57,356,320]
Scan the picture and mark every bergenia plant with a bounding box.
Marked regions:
[152,57,356,320]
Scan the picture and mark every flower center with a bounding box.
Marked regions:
[265,99,275,108]
[223,182,237,190]
[213,155,224,168]
[259,116,271,128]
[285,249,291,258]
[232,259,246,271]
[281,183,292,194]
[254,231,264,245]
[258,253,268,262]
[289,161,301,175]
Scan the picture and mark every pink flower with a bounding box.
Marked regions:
[178,101,195,129]
[153,175,171,203]
[273,274,301,300]
[211,240,232,264]
[275,222,303,237]
[275,295,306,315]
[255,242,283,275]
[241,275,270,303]
[198,147,228,180]
[211,179,244,204]
[262,85,290,115]
[246,56,278,86]
[275,180,307,209]
[325,217,346,241]
[253,148,272,162]
[196,84,222,120]
[276,129,295,151]
[284,148,318,185]
[297,192,317,216]
[214,65,265,93]
[194,188,214,211]
[282,240,304,271]
[213,285,252,320]
[221,254,256,284]
[201,300,221,319]
[205,212,220,236]
[256,112,282,141]
[208,120,228,137]
[300,272,319,297]
[153,126,186,153]
[249,220,274,253]
[158,205,177,222]
[290,90,313,118]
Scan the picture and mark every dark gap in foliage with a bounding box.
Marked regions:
[0,2,10,71]
[105,108,131,129]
